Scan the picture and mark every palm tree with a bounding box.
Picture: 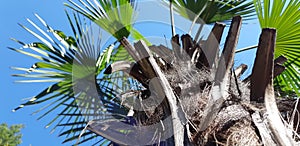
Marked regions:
[10,0,299,145]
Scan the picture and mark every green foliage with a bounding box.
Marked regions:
[10,13,136,145]
[65,0,150,44]
[65,0,133,39]
[254,0,300,97]
[166,0,255,24]
[0,123,23,146]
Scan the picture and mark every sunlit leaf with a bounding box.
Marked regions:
[254,0,300,97]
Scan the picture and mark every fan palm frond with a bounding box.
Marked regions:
[11,12,135,145]
[65,0,149,44]
[164,0,255,24]
[254,0,300,97]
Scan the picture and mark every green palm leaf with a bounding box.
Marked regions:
[11,13,135,145]
[65,0,150,45]
[165,0,255,24]
[254,0,300,97]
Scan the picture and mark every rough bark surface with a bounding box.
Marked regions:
[88,16,299,146]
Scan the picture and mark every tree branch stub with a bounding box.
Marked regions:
[198,16,242,131]
[202,22,226,68]
[250,28,276,102]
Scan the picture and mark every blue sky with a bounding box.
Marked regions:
[0,0,261,146]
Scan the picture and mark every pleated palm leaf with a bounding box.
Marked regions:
[165,0,255,24]
[65,0,148,43]
[254,0,300,97]
[11,12,136,145]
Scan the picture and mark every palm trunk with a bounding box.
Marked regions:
[88,16,298,146]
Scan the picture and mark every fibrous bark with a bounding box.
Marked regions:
[88,16,299,146]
